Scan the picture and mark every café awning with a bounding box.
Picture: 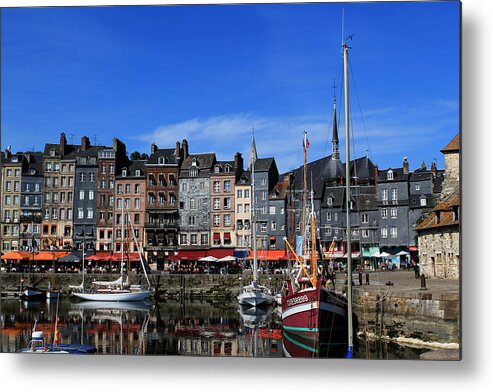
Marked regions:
[33,251,70,261]
[0,251,31,261]
[250,250,288,261]
[85,252,112,261]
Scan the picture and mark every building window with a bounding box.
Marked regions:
[361,213,368,223]
[78,208,84,219]
[244,189,250,199]
[391,188,398,201]
[381,208,387,219]
[260,222,267,233]
[79,190,85,200]
[362,229,370,238]
[180,234,187,245]
[271,221,277,231]
[80,173,86,182]
[88,190,94,200]
[390,227,398,238]
[224,197,231,209]
[190,234,198,245]
[213,198,220,210]
[237,190,243,199]
[382,189,388,201]
[122,169,127,177]
[201,234,208,245]
[327,197,333,206]
[261,178,267,186]
[213,214,220,227]
[237,204,243,214]
[125,184,131,194]
[87,209,94,219]
[420,197,427,206]
[224,214,231,226]
[213,181,221,193]
[381,227,388,238]
[189,216,196,226]
[224,180,231,192]
[269,206,276,215]
[327,212,332,221]
[387,170,394,180]
[390,207,397,218]
[415,184,420,191]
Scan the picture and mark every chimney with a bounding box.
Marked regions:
[182,139,189,159]
[60,132,67,158]
[374,164,379,183]
[175,141,181,159]
[421,161,426,170]
[403,157,409,175]
[234,152,243,171]
[151,143,158,155]
[431,162,437,178]
[81,136,91,152]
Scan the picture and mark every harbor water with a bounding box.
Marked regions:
[0,297,427,358]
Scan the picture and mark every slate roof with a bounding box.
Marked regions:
[377,167,408,182]
[147,148,179,165]
[236,170,251,185]
[433,171,445,194]
[270,180,289,200]
[43,143,80,159]
[180,153,216,177]
[408,194,435,209]
[440,133,460,153]
[416,189,460,231]
[285,155,375,200]
[24,152,43,176]
[253,157,275,172]
[117,160,147,179]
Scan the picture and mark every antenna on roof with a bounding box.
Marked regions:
[68,133,75,144]
[92,134,99,146]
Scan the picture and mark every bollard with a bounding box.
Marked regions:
[358,272,363,286]
[420,274,427,290]
[365,273,370,285]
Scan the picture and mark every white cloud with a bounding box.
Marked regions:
[134,99,458,173]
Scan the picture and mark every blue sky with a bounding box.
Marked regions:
[1,2,460,174]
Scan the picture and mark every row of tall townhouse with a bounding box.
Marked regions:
[1,125,448,268]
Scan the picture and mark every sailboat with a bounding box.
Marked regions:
[237,134,275,308]
[281,35,355,358]
[72,204,152,302]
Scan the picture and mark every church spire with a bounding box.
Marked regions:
[250,125,258,169]
[331,96,340,160]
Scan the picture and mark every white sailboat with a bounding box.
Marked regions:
[237,133,275,307]
[72,204,152,302]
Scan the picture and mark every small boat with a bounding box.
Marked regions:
[237,135,275,308]
[72,204,152,302]
[19,330,96,354]
[20,287,45,301]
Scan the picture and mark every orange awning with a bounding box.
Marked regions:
[249,250,287,261]
[0,251,31,261]
[33,251,70,261]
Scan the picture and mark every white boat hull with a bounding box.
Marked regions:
[238,291,274,307]
[46,291,61,300]
[73,290,151,302]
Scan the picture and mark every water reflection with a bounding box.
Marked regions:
[0,298,425,358]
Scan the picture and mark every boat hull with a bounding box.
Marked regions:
[20,288,45,301]
[281,281,349,358]
[73,290,151,302]
[238,291,274,307]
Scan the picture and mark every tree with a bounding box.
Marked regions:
[130,151,141,160]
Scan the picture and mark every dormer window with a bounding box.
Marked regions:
[158,157,165,165]
[190,167,198,177]
[122,169,127,177]
[435,211,441,224]
[224,165,231,173]
[327,197,333,206]
[420,196,427,206]
[50,150,56,157]
[30,169,36,175]
[387,170,394,180]
[11,157,18,162]
[135,169,141,176]
[214,165,221,173]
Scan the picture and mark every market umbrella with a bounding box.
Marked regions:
[394,251,410,256]
[199,256,219,274]
[217,255,237,262]
[379,252,391,257]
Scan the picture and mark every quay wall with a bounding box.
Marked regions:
[0,273,459,344]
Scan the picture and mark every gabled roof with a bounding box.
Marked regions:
[117,160,146,179]
[43,143,80,159]
[440,133,460,153]
[147,148,179,165]
[180,153,216,176]
[378,167,407,182]
[416,189,460,232]
[236,170,251,185]
[253,157,275,172]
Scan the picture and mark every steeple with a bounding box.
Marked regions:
[249,127,258,169]
[331,96,340,160]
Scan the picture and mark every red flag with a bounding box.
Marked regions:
[303,132,310,150]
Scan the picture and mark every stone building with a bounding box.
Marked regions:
[73,137,101,251]
[416,133,460,279]
[178,151,215,250]
[20,152,44,251]
[209,154,244,248]
[96,138,127,251]
[115,160,146,253]
[145,142,184,268]
[234,170,252,249]
[42,133,78,249]
[1,151,24,252]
